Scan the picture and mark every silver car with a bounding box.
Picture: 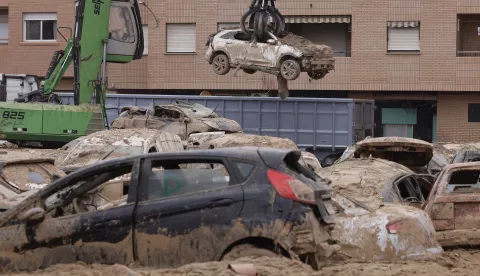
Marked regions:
[205,28,335,81]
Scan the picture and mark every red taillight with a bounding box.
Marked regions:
[386,221,400,234]
[267,169,315,205]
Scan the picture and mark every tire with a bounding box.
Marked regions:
[243,69,257,74]
[212,53,230,75]
[222,244,280,261]
[308,70,327,80]
[280,59,301,80]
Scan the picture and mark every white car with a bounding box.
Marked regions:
[204,28,335,81]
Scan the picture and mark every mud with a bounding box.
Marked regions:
[278,32,334,59]
[204,133,298,150]
[4,249,480,276]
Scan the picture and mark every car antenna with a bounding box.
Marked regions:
[210,103,220,116]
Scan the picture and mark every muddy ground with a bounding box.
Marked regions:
[4,249,480,276]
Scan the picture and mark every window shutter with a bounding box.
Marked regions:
[23,13,57,21]
[0,14,7,42]
[167,24,196,53]
[143,25,148,55]
[388,27,420,51]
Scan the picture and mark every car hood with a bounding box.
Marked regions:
[331,201,443,261]
[278,32,334,59]
[351,137,434,167]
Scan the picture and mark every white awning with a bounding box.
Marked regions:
[387,21,419,28]
[285,15,351,24]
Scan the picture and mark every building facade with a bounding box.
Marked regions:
[0,0,479,143]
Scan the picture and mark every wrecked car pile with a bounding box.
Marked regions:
[110,101,242,141]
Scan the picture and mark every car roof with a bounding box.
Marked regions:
[77,129,169,147]
[0,150,55,165]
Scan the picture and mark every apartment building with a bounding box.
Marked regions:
[0,0,479,143]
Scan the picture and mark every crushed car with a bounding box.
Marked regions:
[55,128,185,173]
[186,132,322,174]
[318,158,442,260]
[187,132,442,261]
[0,150,66,209]
[423,161,480,247]
[205,28,335,81]
[0,147,337,272]
[335,136,438,175]
[110,100,243,141]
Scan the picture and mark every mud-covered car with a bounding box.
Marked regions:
[423,161,480,247]
[187,133,442,261]
[335,136,436,174]
[0,147,335,272]
[0,151,65,207]
[205,28,335,81]
[110,101,242,141]
[319,158,442,260]
[186,132,322,174]
[56,129,184,173]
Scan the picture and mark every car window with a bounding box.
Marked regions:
[395,177,422,202]
[43,164,135,217]
[232,161,255,181]
[221,31,237,39]
[141,161,231,201]
[447,170,480,193]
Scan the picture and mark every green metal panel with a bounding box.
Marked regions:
[0,102,43,135]
[381,108,417,125]
[42,104,102,135]
[78,0,111,104]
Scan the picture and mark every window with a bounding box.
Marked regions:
[233,162,255,181]
[143,25,148,55]
[166,23,196,53]
[109,6,135,43]
[387,21,420,52]
[0,9,8,44]
[468,103,480,122]
[143,161,231,201]
[447,170,480,193]
[23,13,57,42]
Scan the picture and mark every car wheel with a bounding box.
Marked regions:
[243,69,257,74]
[212,53,231,75]
[222,244,280,261]
[280,59,301,80]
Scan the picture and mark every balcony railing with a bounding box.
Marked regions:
[457,51,480,57]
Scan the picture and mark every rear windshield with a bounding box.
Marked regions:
[447,170,480,193]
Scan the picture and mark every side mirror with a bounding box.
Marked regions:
[267,39,276,45]
[21,207,46,224]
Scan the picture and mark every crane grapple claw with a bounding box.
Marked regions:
[240,0,285,42]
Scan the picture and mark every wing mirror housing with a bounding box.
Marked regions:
[267,39,277,45]
[21,207,46,225]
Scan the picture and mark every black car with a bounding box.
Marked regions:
[0,147,334,272]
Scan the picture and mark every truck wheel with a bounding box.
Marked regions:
[280,59,301,80]
[243,69,257,74]
[212,53,230,75]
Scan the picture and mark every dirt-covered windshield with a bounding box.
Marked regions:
[60,145,145,169]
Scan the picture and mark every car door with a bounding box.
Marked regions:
[134,156,244,268]
[0,159,140,272]
[426,167,480,245]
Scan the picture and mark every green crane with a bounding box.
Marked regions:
[0,0,144,147]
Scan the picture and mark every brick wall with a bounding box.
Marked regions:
[437,94,480,143]
[104,0,480,92]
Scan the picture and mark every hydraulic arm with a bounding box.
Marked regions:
[0,0,144,146]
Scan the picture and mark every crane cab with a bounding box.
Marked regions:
[106,0,144,63]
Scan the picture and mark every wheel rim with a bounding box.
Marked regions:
[281,61,297,78]
[213,56,227,72]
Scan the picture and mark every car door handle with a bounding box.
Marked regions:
[92,220,121,229]
[204,198,235,208]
